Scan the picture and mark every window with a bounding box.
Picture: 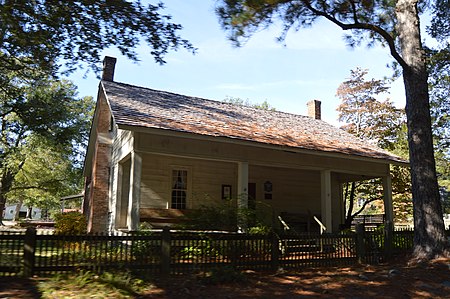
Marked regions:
[171,169,188,209]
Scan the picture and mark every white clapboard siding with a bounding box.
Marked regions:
[140,154,236,209]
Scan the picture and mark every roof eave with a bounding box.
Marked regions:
[116,123,409,167]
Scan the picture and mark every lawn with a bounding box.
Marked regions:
[0,255,449,298]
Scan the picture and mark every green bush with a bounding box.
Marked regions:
[131,229,160,261]
[179,200,239,231]
[180,239,220,260]
[179,199,273,232]
[54,211,87,235]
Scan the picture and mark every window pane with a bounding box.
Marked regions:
[171,170,187,209]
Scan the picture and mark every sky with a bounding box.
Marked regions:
[67,0,411,125]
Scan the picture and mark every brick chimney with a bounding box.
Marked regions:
[307,100,321,120]
[102,56,117,81]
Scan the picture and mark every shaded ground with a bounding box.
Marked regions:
[0,257,449,298]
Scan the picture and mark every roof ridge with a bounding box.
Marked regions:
[102,80,322,121]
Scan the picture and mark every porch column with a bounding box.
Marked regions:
[321,170,332,233]
[127,151,142,231]
[237,162,249,232]
[382,174,394,223]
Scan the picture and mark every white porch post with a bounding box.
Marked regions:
[237,162,249,232]
[321,170,332,233]
[382,174,394,224]
[127,151,142,231]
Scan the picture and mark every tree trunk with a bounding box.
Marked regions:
[343,182,356,229]
[396,0,448,259]
[26,206,33,219]
[13,201,23,221]
[0,170,15,225]
[0,199,4,225]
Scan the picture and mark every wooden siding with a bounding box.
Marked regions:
[140,154,237,210]
[248,165,321,217]
[112,129,133,163]
[138,154,328,218]
[110,128,134,229]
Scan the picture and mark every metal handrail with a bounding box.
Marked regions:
[313,216,326,235]
[278,215,290,232]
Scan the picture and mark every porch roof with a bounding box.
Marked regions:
[102,80,406,164]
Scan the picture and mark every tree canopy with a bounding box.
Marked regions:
[0,0,195,77]
[216,0,449,259]
[337,68,412,225]
[0,72,94,222]
[223,96,276,111]
[0,0,195,221]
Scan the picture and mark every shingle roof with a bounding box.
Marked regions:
[102,80,405,163]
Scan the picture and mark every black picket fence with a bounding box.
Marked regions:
[0,226,436,277]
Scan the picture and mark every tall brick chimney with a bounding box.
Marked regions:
[102,56,117,81]
[307,100,321,120]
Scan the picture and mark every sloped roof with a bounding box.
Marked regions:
[102,80,405,164]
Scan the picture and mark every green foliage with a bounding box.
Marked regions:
[248,225,271,235]
[336,68,405,148]
[216,0,397,48]
[39,270,146,298]
[337,68,411,224]
[180,200,239,231]
[428,47,450,213]
[180,199,272,232]
[0,75,94,221]
[131,230,160,261]
[223,96,276,111]
[180,239,220,260]
[429,0,450,41]
[54,212,87,235]
[0,0,194,78]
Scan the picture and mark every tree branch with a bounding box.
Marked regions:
[9,179,65,192]
[352,196,382,218]
[301,0,408,69]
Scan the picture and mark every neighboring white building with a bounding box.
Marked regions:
[444,214,450,230]
[2,204,42,220]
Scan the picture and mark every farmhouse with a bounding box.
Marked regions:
[83,56,406,233]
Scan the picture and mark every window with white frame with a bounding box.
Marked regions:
[171,169,188,209]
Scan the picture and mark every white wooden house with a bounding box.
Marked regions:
[82,57,407,233]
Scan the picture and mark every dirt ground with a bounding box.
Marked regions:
[1,257,449,298]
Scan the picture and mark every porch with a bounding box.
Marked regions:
[111,131,394,233]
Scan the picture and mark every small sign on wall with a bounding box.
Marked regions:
[264,181,273,200]
[222,184,232,200]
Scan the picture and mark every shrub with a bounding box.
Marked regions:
[131,224,160,261]
[54,211,87,235]
[179,199,274,232]
[179,200,239,231]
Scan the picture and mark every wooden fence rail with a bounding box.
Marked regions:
[0,225,446,277]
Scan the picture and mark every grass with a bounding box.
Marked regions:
[38,270,153,298]
[37,267,248,298]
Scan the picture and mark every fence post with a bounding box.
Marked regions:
[270,231,280,271]
[161,226,171,277]
[384,220,394,259]
[23,227,37,277]
[355,224,365,264]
